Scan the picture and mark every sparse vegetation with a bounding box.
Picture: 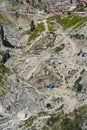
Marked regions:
[0,13,7,23]
[70,34,85,39]
[48,23,54,32]
[47,21,54,32]
[48,14,87,30]
[0,1,87,130]
[42,105,87,130]
[73,76,82,92]
[0,13,11,24]
[0,61,11,97]
[72,21,85,30]
[38,111,48,117]
[80,69,85,75]
[35,23,45,32]
[0,61,11,75]
[74,7,85,12]
[24,116,36,128]
[29,31,40,41]
[55,44,65,53]
[60,15,87,30]
[29,23,45,41]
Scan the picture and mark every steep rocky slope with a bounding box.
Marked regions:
[0,8,87,130]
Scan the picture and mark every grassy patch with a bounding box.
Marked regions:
[0,13,11,24]
[24,116,36,128]
[35,23,45,32]
[72,21,85,30]
[47,21,54,32]
[60,15,86,30]
[47,15,61,22]
[29,31,40,41]
[29,23,45,41]
[73,76,82,92]
[0,13,7,23]
[48,14,87,30]
[48,23,54,32]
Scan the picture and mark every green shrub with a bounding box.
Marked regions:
[24,116,36,128]
[75,76,82,84]
[55,44,65,53]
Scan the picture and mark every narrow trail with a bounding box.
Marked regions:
[55,24,77,55]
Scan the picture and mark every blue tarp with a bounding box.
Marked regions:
[47,84,54,89]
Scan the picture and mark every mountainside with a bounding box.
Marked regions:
[0,0,46,11]
[0,1,87,130]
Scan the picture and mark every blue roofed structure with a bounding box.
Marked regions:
[47,83,54,89]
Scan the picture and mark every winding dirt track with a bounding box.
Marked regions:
[0,12,82,130]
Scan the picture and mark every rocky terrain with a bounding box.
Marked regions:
[0,1,87,130]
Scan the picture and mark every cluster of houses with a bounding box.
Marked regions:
[14,0,87,15]
[45,0,87,16]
